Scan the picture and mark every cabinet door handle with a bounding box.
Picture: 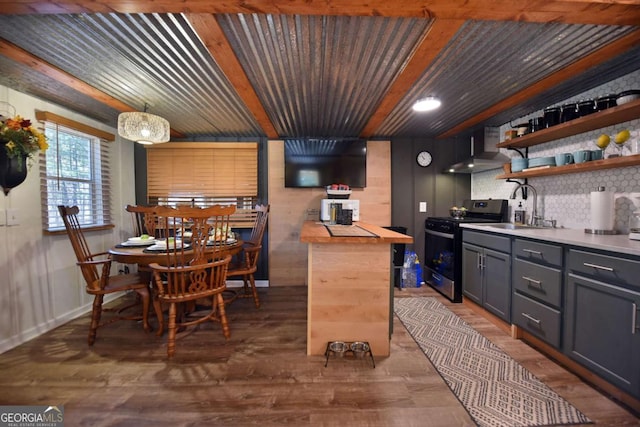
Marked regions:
[633,303,639,335]
[583,262,614,272]
[522,249,542,255]
[522,276,542,287]
[521,312,541,325]
[477,253,485,270]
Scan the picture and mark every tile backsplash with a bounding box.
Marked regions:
[472,69,640,233]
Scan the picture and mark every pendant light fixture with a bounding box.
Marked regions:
[412,96,441,112]
[117,103,170,145]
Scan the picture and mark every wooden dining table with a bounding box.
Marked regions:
[108,239,244,333]
[108,239,243,267]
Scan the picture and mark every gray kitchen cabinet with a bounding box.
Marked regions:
[565,248,640,399]
[462,231,512,322]
[511,238,564,348]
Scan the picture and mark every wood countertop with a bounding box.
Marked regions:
[300,221,413,244]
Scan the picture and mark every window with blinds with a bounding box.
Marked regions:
[38,111,114,232]
[146,142,259,218]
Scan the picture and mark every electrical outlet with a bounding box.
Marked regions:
[419,202,427,213]
[6,208,19,226]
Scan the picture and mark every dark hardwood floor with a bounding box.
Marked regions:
[0,285,638,426]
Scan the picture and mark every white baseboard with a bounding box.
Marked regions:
[0,294,119,355]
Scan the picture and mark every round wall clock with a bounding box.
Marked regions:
[416,151,433,167]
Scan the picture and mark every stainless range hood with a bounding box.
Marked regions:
[447,128,511,174]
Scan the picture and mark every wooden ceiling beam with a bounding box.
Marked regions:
[438,28,640,139]
[0,0,638,26]
[185,13,279,139]
[0,37,186,138]
[360,18,465,138]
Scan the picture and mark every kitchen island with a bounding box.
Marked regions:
[300,221,413,356]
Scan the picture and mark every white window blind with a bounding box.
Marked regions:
[38,111,114,232]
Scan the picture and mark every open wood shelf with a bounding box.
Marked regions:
[496,154,640,179]
[496,99,640,150]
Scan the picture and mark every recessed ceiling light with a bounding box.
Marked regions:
[412,96,441,112]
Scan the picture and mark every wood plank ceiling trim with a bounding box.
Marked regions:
[0,37,187,138]
[360,18,465,138]
[186,13,279,139]
[1,1,639,26]
[0,38,132,110]
[438,28,640,139]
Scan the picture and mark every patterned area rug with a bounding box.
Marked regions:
[394,297,591,427]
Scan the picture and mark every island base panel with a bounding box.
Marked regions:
[307,243,391,356]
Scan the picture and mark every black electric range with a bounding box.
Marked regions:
[424,199,508,302]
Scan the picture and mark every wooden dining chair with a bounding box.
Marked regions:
[125,204,161,238]
[226,204,269,308]
[58,205,152,345]
[148,204,236,358]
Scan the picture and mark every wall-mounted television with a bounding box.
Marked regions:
[284,138,367,188]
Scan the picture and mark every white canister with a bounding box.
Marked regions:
[587,186,616,234]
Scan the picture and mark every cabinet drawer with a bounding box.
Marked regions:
[513,239,562,267]
[462,230,510,253]
[568,249,640,292]
[512,293,561,348]
[513,259,562,307]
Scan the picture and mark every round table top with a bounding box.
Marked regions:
[108,240,243,266]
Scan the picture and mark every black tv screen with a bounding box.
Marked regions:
[284,138,367,188]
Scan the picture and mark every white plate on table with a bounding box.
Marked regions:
[147,241,190,251]
[122,237,156,246]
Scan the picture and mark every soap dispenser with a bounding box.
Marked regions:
[514,202,526,225]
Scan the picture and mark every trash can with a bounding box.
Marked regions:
[384,226,407,288]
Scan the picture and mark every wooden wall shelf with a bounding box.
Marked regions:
[496,154,640,179]
[496,99,640,150]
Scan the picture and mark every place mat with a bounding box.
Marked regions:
[394,297,592,427]
[325,224,378,238]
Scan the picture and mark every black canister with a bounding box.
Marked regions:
[528,116,544,132]
[543,106,561,128]
[560,103,578,123]
[577,99,596,117]
[595,94,617,111]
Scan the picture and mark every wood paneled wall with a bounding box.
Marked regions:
[267,140,391,286]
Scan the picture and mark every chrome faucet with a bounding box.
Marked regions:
[510,183,538,226]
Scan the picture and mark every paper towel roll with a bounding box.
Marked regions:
[590,188,615,231]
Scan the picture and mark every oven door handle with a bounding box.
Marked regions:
[425,229,454,239]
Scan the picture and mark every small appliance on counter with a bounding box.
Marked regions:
[320,199,360,222]
[585,186,617,235]
[629,193,640,241]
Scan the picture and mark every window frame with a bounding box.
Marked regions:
[37,111,115,234]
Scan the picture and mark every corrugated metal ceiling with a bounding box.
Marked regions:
[0,14,263,138]
[0,12,637,140]
[217,14,432,138]
[377,20,638,137]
